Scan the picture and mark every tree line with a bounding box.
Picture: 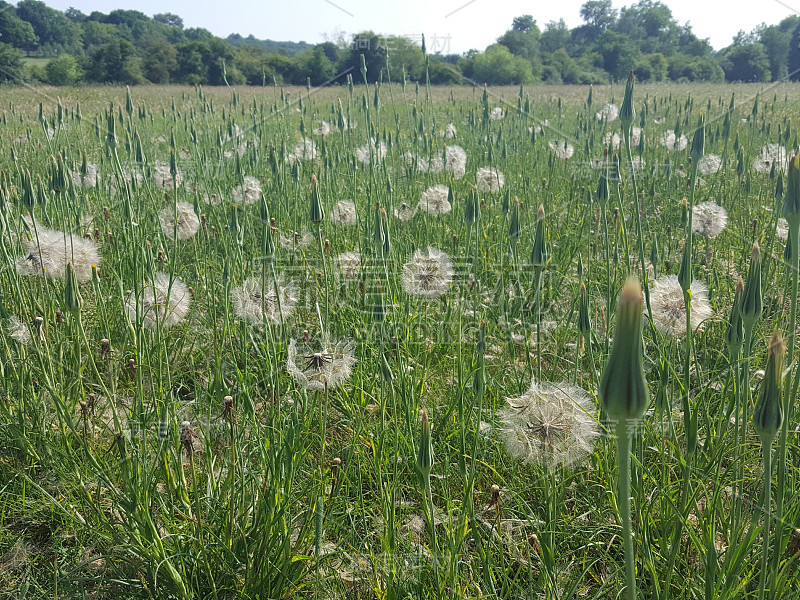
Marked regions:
[0,0,798,86]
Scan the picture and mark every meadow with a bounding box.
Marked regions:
[0,79,799,599]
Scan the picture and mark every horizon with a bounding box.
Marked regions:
[36,0,797,55]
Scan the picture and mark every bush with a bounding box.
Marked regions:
[45,54,83,85]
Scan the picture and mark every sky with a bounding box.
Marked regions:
[38,0,799,54]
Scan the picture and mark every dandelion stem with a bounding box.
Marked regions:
[616,421,636,600]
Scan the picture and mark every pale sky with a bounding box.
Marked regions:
[37,0,799,54]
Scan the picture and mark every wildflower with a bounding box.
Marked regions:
[697,154,722,175]
[445,145,467,179]
[548,140,575,160]
[649,274,713,337]
[335,251,361,281]
[500,378,599,469]
[489,107,504,120]
[604,132,622,149]
[394,202,416,222]
[158,202,201,240]
[692,201,727,238]
[330,200,357,226]
[596,103,619,122]
[287,337,356,391]
[16,228,101,282]
[418,185,452,216]
[476,167,505,193]
[356,139,387,165]
[753,144,787,174]
[232,176,262,205]
[660,131,688,151]
[231,276,297,326]
[125,272,191,330]
[7,316,31,345]
[443,123,457,138]
[402,246,454,299]
[153,161,183,190]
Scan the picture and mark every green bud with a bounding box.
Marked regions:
[725,277,745,358]
[465,188,479,224]
[752,333,785,445]
[782,151,800,227]
[64,261,81,314]
[508,199,521,240]
[373,201,384,246]
[578,283,592,335]
[740,243,762,329]
[599,278,650,423]
[416,409,434,485]
[530,204,549,268]
[309,175,325,224]
[690,115,705,161]
[619,71,635,134]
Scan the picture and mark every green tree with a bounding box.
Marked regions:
[758,17,799,81]
[577,0,618,41]
[467,44,533,84]
[385,36,424,81]
[45,54,83,85]
[0,3,39,49]
[303,45,336,85]
[719,43,771,82]
[0,41,23,82]
[344,31,387,83]
[593,29,639,80]
[143,39,178,83]
[15,0,82,52]
[154,13,184,29]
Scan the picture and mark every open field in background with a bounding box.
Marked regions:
[0,81,799,599]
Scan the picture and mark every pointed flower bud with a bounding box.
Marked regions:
[508,199,521,240]
[417,409,434,485]
[752,333,785,445]
[309,175,325,224]
[619,72,635,134]
[690,115,705,161]
[740,243,762,329]
[578,283,592,335]
[725,277,745,358]
[783,151,800,230]
[65,261,81,314]
[599,278,650,423]
[530,205,549,268]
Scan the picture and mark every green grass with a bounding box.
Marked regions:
[0,81,799,599]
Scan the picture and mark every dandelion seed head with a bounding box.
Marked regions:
[489,107,505,120]
[402,246,454,299]
[500,379,599,469]
[125,273,191,330]
[445,145,467,179]
[753,144,787,174]
[596,103,619,122]
[330,200,358,226]
[153,161,184,190]
[548,140,575,160]
[335,251,361,281]
[287,337,356,391]
[660,131,688,151]
[650,275,713,337]
[231,277,297,326]
[394,202,416,222]
[692,201,727,238]
[7,316,31,345]
[159,202,201,240]
[697,154,722,175]
[356,139,387,165]
[232,176,262,205]
[16,228,101,282]
[418,185,452,216]
[476,166,504,193]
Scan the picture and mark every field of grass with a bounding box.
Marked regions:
[0,80,799,599]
